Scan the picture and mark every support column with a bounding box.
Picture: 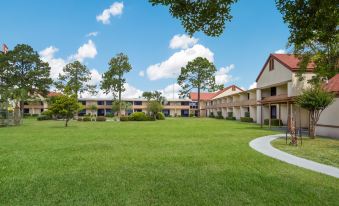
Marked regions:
[269,103,271,128]
[278,103,281,127]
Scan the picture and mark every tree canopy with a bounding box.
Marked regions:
[49,94,81,127]
[149,0,238,37]
[101,53,132,117]
[296,85,334,137]
[0,44,52,111]
[276,0,339,82]
[56,61,97,98]
[178,57,222,117]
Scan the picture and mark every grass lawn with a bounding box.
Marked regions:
[0,118,338,205]
[272,137,339,168]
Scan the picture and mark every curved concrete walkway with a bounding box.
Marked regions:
[249,134,339,178]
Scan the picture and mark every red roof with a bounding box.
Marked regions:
[324,74,339,93]
[47,92,61,97]
[256,54,315,82]
[189,85,243,101]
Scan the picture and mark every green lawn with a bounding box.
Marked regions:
[272,137,339,168]
[0,118,338,205]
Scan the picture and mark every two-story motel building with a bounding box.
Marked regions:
[23,54,339,137]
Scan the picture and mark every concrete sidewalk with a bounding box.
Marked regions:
[249,134,339,178]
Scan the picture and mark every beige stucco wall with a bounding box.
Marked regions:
[288,73,314,97]
[257,59,292,88]
[317,98,339,138]
[213,87,243,99]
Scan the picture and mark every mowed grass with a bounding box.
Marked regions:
[0,118,338,205]
[272,137,339,168]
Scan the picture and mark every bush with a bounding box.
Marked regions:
[216,111,223,119]
[120,116,129,121]
[83,117,91,121]
[240,117,253,122]
[41,110,53,117]
[156,112,165,120]
[105,113,114,118]
[189,113,195,117]
[264,119,283,126]
[209,113,215,118]
[146,115,156,121]
[226,117,236,120]
[227,112,233,118]
[129,112,147,121]
[23,113,31,117]
[96,116,106,121]
[77,117,83,121]
[244,112,250,118]
[31,114,39,117]
[37,115,51,121]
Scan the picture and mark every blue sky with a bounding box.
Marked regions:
[0,0,290,98]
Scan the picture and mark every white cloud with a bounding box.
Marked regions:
[158,83,182,99]
[86,32,98,37]
[71,40,97,62]
[39,46,67,80]
[215,64,235,85]
[146,44,214,80]
[274,49,287,54]
[249,82,257,89]
[96,2,124,24]
[138,70,145,77]
[169,34,199,49]
[40,40,97,80]
[89,69,102,85]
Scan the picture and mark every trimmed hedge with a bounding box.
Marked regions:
[216,111,223,119]
[240,117,253,122]
[83,117,91,121]
[120,116,129,121]
[37,115,51,121]
[156,112,165,120]
[77,117,83,121]
[244,112,250,118]
[96,116,107,121]
[264,119,283,126]
[129,112,148,121]
[226,117,236,120]
[209,113,215,118]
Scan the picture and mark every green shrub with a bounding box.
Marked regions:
[31,114,39,117]
[146,115,156,121]
[77,117,83,121]
[96,116,106,121]
[83,117,91,121]
[105,113,114,118]
[37,115,51,121]
[216,111,223,119]
[120,116,129,121]
[264,119,283,126]
[227,112,233,118]
[189,113,195,117]
[129,112,147,121]
[226,117,236,120]
[23,113,31,117]
[244,112,250,118]
[41,110,53,117]
[209,113,215,118]
[240,117,253,122]
[156,112,165,120]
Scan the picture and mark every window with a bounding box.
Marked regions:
[162,109,170,117]
[23,108,29,114]
[271,87,277,96]
[247,93,250,100]
[181,101,189,106]
[134,101,142,105]
[105,109,112,115]
[271,106,277,119]
[106,101,112,106]
[269,59,274,71]
[97,109,105,116]
[97,101,104,105]
[181,109,189,117]
[79,101,86,105]
[78,109,86,116]
[134,109,142,112]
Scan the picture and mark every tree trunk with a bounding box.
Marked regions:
[309,116,316,138]
[119,91,122,118]
[197,87,200,117]
[65,118,69,127]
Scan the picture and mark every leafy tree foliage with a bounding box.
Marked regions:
[177,57,222,117]
[296,85,334,138]
[56,61,96,98]
[276,0,339,83]
[0,44,52,112]
[49,94,81,127]
[142,91,166,117]
[101,53,132,117]
[149,0,237,37]
[147,100,163,119]
[112,101,132,116]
